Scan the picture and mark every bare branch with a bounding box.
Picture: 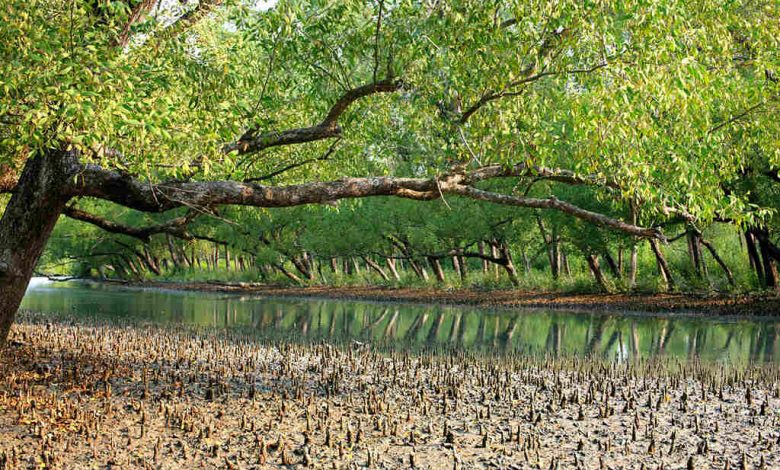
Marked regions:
[243,138,342,183]
[63,206,198,243]
[114,0,157,48]
[372,0,385,84]
[224,79,402,155]
[444,184,664,240]
[706,99,773,137]
[459,62,609,124]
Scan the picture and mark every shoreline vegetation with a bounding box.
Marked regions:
[87,279,780,317]
[2,313,778,469]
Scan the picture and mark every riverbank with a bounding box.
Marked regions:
[2,314,778,469]
[123,280,780,316]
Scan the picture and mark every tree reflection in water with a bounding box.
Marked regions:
[20,282,780,364]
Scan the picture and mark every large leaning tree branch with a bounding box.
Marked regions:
[223,78,402,155]
[59,159,664,240]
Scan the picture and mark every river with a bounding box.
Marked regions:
[21,278,779,363]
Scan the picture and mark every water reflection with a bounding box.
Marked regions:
[21,280,779,363]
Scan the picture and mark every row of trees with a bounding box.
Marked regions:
[45,185,774,294]
[1,0,779,344]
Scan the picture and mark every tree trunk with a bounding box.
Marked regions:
[649,239,675,291]
[478,242,489,273]
[142,246,161,275]
[586,254,611,293]
[386,257,401,281]
[754,227,779,290]
[687,231,707,278]
[273,262,303,284]
[602,251,621,279]
[745,230,765,287]
[428,257,446,283]
[452,255,461,280]
[498,242,520,286]
[491,244,500,278]
[167,235,182,268]
[362,256,390,281]
[561,249,571,277]
[520,249,531,274]
[700,238,735,287]
[628,203,639,289]
[0,150,75,345]
[458,255,468,280]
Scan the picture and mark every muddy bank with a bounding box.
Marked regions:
[122,281,780,316]
[2,314,779,469]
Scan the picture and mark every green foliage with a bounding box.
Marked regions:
[3,1,779,294]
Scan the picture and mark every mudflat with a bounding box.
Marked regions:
[1,313,778,469]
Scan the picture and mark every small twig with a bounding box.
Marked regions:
[372,0,385,84]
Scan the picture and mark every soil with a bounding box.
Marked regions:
[1,313,778,469]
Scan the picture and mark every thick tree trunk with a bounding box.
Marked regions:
[0,150,75,345]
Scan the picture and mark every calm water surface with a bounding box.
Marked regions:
[21,279,779,363]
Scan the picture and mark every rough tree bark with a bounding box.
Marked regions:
[0,150,77,343]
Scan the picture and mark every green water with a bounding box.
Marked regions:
[21,279,779,363]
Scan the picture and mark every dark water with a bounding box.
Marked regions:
[21,279,779,363]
